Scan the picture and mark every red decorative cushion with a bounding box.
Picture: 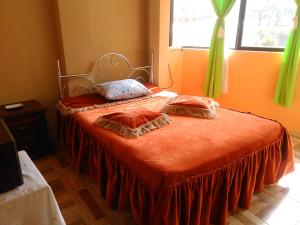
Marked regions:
[168,95,216,109]
[96,107,171,138]
[162,95,219,119]
[103,108,162,128]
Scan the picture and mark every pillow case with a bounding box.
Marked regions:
[95,107,171,138]
[95,79,151,100]
[162,95,219,119]
[61,93,110,108]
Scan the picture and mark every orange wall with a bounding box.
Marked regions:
[175,48,300,134]
[168,49,183,92]
[148,0,182,93]
[0,0,59,138]
[157,0,300,134]
[148,0,160,84]
[56,0,149,75]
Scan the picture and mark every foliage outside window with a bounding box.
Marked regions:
[170,0,296,51]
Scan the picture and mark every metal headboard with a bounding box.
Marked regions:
[57,52,154,99]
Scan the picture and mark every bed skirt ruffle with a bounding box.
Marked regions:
[60,115,294,225]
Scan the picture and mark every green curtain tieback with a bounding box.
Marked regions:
[217,27,224,38]
[216,18,225,39]
[294,15,298,30]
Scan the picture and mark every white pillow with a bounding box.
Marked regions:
[95,79,150,100]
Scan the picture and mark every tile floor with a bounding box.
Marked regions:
[34,136,300,225]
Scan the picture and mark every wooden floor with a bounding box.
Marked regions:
[34,137,300,225]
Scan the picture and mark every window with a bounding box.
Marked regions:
[170,0,296,51]
[171,0,216,48]
[241,0,295,49]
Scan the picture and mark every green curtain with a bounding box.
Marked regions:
[204,0,236,98]
[274,0,300,107]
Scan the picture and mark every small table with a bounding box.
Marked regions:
[0,100,51,159]
[0,151,66,225]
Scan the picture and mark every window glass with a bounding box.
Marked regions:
[171,0,240,48]
[172,0,215,47]
[242,0,296,48]
[225,0,241,48]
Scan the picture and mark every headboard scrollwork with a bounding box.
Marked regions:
[57,53,154,99]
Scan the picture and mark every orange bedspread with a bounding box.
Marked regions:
[60,95,294,225]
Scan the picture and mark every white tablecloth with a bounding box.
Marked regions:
[0,151,66,225]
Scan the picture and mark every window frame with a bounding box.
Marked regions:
[169,0,287,52]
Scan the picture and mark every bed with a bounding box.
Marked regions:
[56,53,294,225]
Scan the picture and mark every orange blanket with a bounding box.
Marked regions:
[60,95,294,225]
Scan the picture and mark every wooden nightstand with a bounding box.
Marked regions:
[0,100,51,159]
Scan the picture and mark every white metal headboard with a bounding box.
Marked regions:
[57,53,154,99]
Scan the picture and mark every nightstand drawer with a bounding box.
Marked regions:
[8,118,39,136]
[5,113,40,127]
[15,134,33,143]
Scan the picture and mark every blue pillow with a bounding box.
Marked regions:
[95,79,151,100]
